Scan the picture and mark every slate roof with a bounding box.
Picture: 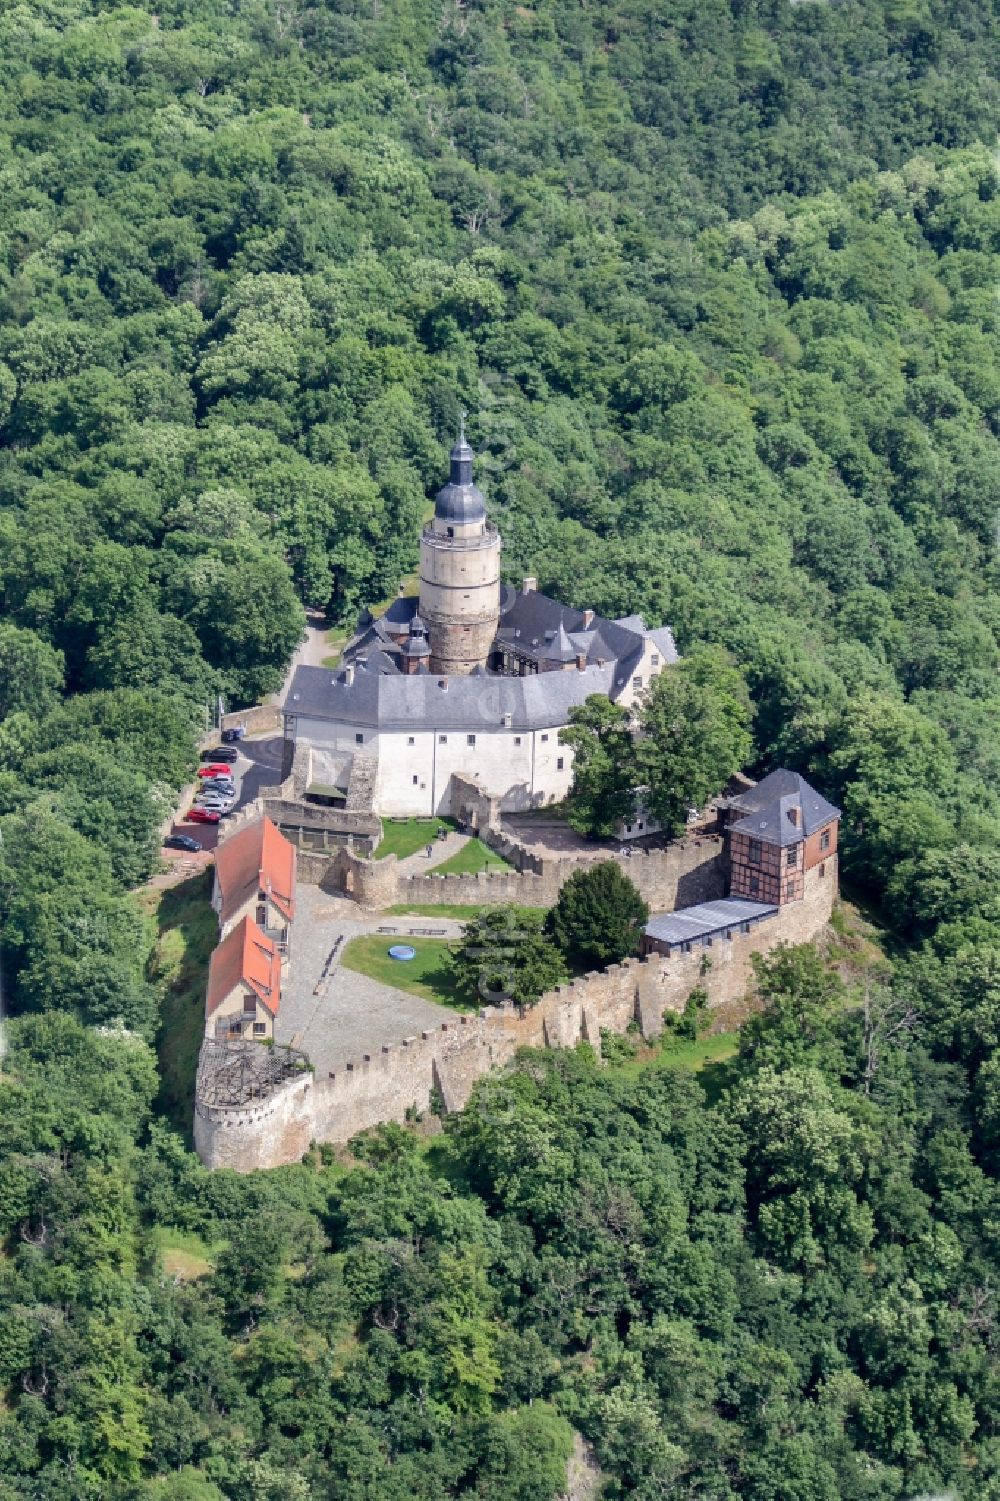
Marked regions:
[285,659,617,733]
[215,816,297,926]
[727,770,840,847]
[644,898,778,949]
[206,916,281,1018]
[434,433,487,523]
[495,588,678,689]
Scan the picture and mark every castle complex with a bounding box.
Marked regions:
[192,429,843,1172]
[194,770,841,1172]
[284,430,677,818]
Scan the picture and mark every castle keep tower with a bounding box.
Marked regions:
[419,424,501,675]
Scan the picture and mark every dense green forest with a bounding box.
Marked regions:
[0,0,999,1494]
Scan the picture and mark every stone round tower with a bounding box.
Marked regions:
[419,423,501,675]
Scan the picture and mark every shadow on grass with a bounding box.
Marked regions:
[149,869,217,1143]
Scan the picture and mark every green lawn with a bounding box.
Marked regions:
[376,816,454,859]
[385,902,485,920]
[433,838,511,875]
[339,934,476,1011]
[152,1225,224,1282]
[603,1025,740,1104]
[143,870,218,1141]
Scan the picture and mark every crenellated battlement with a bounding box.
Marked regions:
[194,858,837,1171]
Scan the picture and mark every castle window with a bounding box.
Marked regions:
[819,862,827,878]
[749,875,760,896]
[514,735,522,745]
[447,526,454,537]
[651,654,660,667]
[632,676,642,690]
[820,829,831,851]
[557,757,564,770]
[407,736,415,746]
[253,1022,266,1036]
[355,733,363,745]
[541,733,549,742]
[467,734,476,747]
[748,838,762,865]
[786,846,799,868]
[412,775,419,785]
[439,734,447,744]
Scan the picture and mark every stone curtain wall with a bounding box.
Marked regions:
[315,830,726,913]
[195,859,837,1171]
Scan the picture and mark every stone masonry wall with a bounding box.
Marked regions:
[221,704,283,736]
[312,830,726,913]
[195,859,837,1170]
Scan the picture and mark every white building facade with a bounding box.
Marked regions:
[283,432,679,819]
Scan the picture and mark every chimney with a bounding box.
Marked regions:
[576,653,587,671]
[397,582,406,597]
[582,609,595,628]
[522,575,537,594]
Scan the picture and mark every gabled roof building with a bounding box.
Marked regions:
[206,915,282,1042]
[721,769,840,907]
[212,815,296,943]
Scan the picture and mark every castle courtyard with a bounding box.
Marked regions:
[271,883,468,1082]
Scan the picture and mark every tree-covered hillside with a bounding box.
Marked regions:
[0,0,999,1495]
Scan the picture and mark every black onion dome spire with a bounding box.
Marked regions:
[434,413,485,524]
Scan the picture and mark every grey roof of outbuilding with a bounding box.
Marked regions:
[727,770,840,843]
[285,660,618,733]
[645,898,778,948]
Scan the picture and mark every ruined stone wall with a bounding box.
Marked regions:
[221,704,283,736]
[304,828,726,914]
[195,860,837,1170]
[448,772,502,834]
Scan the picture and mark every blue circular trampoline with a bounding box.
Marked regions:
[388,944,417,961]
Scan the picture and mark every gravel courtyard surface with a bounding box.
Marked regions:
[272,884,465,1078]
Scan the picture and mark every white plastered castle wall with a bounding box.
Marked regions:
[292,714,576,817]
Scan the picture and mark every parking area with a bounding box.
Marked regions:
[162,734,288,862]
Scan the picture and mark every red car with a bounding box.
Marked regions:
[186,806,221,824]
[198,764,232,779]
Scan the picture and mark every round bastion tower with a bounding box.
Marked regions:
[419,423,501,675]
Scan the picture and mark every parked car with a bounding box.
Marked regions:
[186,807,221,824]
[222,726,246,743]
[198,764,233,779]
[200,745,239,763]
[195,794,235,813]
[164,834,202,852]
[199,778,235,794]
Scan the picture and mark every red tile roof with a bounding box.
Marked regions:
[206,916,281,1019]
[214,816,296,926]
